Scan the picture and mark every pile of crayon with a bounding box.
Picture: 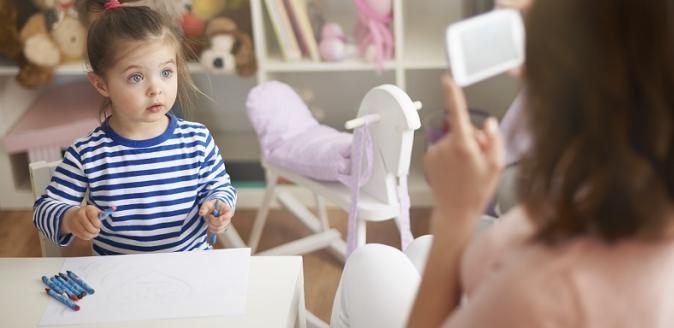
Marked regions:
[41,271,95,311]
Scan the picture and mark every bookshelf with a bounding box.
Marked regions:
[0,0,519,209]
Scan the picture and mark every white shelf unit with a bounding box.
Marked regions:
[0,0,519,209]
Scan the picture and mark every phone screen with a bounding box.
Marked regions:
[446,9,525,86]
[461,14,521,77]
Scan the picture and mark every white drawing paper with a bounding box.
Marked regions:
[39,248,250,326]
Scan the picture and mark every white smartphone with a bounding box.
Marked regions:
[445,9,525,86]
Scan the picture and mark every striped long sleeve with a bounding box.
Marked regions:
[32,114,237,255]
[33,146,87,247]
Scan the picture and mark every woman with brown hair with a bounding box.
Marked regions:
[331,0,674,326]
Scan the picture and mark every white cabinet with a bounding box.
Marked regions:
[0,0,518,209]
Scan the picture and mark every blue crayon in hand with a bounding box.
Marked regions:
[209,202,221,246]
[99,206,117,221]
[45,288,80,311]
[66,270,95,295]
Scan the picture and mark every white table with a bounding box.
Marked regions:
[0,256,307,328]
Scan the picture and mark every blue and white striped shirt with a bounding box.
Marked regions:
[33,114,237,255]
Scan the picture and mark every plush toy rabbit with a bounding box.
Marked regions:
[353,0,393,69]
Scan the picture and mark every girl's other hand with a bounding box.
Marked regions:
[199,200,234,234]
[424,75,504,234]
[61,205,103,240]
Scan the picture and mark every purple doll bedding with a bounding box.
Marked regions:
[246,81,353,181]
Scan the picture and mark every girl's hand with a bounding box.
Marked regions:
[199,200,234,234]
[424,76,504,233]
[61,205,103,240]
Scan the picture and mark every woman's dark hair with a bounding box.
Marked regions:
[82,1,198,118]
[519,0,674,243]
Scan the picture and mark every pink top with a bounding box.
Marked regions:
[443,206,674,327]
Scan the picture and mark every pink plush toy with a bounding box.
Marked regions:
[319,22,347,62]
[353,0,394,69]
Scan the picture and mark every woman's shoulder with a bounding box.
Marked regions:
[461,206,674,322]
[461,206,535,294]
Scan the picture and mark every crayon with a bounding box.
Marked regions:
[54,276,84,299]
[210,206,220,246]
[59,272,87,296]
[99,206,117,221]
[66,271,95,295]
[41,276,65,295]
[49,276,79,301]
[45,288,80,311]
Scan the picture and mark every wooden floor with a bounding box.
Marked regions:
[0,207,431,323]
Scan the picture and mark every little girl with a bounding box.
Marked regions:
[33,0,236,255]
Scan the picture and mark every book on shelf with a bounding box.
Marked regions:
[264,0,302,61]
[283,0,320,61]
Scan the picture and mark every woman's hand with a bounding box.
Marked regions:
[61,205,103,240]
[199,200,234,234]
[424,76,504,234]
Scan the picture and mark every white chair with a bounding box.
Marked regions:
[248,84,422,260]
[29,161,64,257]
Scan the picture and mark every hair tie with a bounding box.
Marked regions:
[104,0,123,11]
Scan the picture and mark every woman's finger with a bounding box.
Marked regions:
[482,118,504,169]
[442,75,471,138]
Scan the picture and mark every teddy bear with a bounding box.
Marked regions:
[0,0,86,88]
[12,0,87,88]
[199,17,256,77]
[0,1,54,88]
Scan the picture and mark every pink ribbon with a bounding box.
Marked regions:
[340,122,373,256]
[104,0,123,11]
[341,122,412,257]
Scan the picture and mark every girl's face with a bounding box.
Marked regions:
[89,40,178,127]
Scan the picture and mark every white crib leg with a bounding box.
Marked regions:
[249,170,278,253]
[314,194,330,231]
[313,194,346,261]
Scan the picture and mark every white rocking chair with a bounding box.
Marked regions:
[248,84,422,260]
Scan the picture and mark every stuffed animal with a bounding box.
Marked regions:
[50,0,78,22]
[353,0,394,68]
[199,17,256,77]
[15,0,87,88]
[191,0,227,21]
[6,0,87,88]
[319,22,347,62]
[181,0,205,39]
[181,0,231,39]
[0,1,55,87]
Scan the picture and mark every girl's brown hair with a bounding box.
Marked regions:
[82,1,198,119]
[519,0,674,243]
